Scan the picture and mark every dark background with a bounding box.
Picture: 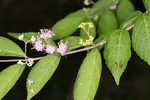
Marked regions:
[0,0,150,100]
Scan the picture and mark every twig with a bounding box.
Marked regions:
[24,42,28,58]
[0,57,42,63]
[126,24,134,31]
[0,40,106,63]
[63,40,106,56]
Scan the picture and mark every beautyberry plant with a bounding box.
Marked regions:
[0,0,149,100]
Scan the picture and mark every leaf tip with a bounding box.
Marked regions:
[114,76,120,86]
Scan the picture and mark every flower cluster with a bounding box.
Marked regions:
[39,29,55,39]
[78,22,94,46]
[33,29,67,55]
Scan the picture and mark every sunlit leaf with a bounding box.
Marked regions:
[94,34,105,44]
[52,10,86,40]
[26,54,61,100]
[117,0,135,24]
[97,9,118,38]
[74,48,102,100]
[62,36,83,51]
[143,0,150,12]
[120,11,143,30]
[88,0,118,17]
[132,14,150,65]
[0,36,25,57]
[104,29,131,85]
[93,0,118,9]
[0,64,25,99]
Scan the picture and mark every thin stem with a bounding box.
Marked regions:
[0,57,42,63]
[63,40,106,56]
[126,24,134,31]
[0,40,106,63]
[24,42,28,58]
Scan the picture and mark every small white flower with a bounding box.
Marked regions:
[31,36,36,43]
[30,89,34,93]
[28,80,33,86]
[26,58,34,67]
[84,0,94,6]
[17,60,25,65]
[18,34,24,40]
[110,4,117,10]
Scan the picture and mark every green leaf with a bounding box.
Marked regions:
[88,0,118,17]
[74,48,102,100]
[0,36,25,57]
[94,34,105,44]
[52,10,86,40]
[97,9,118,37]
[143,0,150,12]
[80,19,96,40]
[8,32,38,42]
[0,64,25,99]
[26,54,61,100]
[93,0,118,9]
[120,11,143,30]
[66,9,86,18]
[117,0,135,24]
[62,36,83,51]
[52,0,118,40]
[132,14,150,65]
[104,29,131,85]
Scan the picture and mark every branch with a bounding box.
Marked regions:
[0,40,106,63]
[63,40,106,56]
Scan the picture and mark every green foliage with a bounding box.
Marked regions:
[0,36,25,57]
[62,36,83,51]
[143,0,150,12]
[104,29,131,85]
[120,11,143,30]
[97,9,118,37]
[0,64,25,99]
[26,54,61,100]
[88,0,118,17]
[8,32,38,42]
[132,14,150,65]
[117,0,135,24]
[51,0,119,41]
[94,34,105,44]
[74,48,102,100]
[1,0,150,99]
[52,10,86,40]
[93,0,118,9]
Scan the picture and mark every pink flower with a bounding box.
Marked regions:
[57,41,67,55]
[34,40,44,51]
[45,44,56,54]
[40,29,55,39]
